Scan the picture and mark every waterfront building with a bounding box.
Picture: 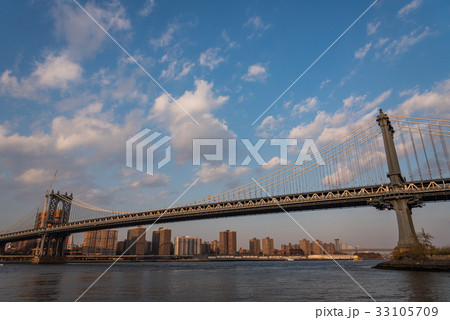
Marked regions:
[299,239,311,255]
[151,228,160,255]
[334,239,341,253]
[174,236,202,255]
[249,238,261,255]
[83,229,118,255]
[262,237,274,255]
[126,226,146,255]
[116,240,126,255]
[311,239,324,255]
[158,228,172,255]
[219,230,237,255]
[211,240,220,254]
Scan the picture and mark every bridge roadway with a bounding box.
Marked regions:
[1,179,449,244]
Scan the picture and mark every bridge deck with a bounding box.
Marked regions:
[1,179,449,244]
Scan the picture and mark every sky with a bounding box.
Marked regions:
[0,0,449,249]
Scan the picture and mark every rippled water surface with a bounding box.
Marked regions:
[0,260,449,301]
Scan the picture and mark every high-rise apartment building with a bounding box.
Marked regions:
[126,226,146,255]
[211,240,220,254]
[262,237,274,255]
[299,239,311,255]
[311,239,324,255]
[83,229,118,255]
[151,227,172,255]
[219,230,237,255]
[174,236,202,255]
[249,238,261,255]
[158,228,172,255]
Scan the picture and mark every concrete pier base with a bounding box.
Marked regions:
[392,199,422,253]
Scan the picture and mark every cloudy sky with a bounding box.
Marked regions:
[0,0,449,248]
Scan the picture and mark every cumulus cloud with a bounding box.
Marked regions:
[396,79,450,117]
[148,80,234,163]
[195,163,250,184]
[354,42,372,59]
[53,1,131,59]
[292,97,319,115]
[288,91,389,146]
[242,63,268,82]
[263,156,282,170]
[398,0,422,17]
[256,115,284,138]
[130,173,169,188]
[14,168,52,186]
[244,16,271,38]
[0,52,82,99]
[199,48,225,70]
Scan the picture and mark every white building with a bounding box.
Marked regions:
[174,236,202,255]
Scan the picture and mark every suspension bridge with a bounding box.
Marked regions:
[0,110,449,262]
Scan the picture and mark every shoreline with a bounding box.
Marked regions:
[374,258,450,272]
[0,254,372,264]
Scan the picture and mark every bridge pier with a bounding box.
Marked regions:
[392,199,421,252]
[0,242,5,255]
[376,110,422,256]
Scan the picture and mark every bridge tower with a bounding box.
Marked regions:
[33,191,72,263]
[376,110,422,254]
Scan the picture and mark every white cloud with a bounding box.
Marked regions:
[367,22,381,35]
[0,52,82,99]
[53,1,130,58]
[221,30,238,49]
[195,163,250,184]
[263,156,282,170]
[14,168,52,186]
[130,173,169,188]
[354,42,372,59]
[375,38,389,48]
[242,63,268,82]
[244,16,271,38]
[361,89,392,112]
[150,23,179,48]
[139,0,156,17]
[148,80,233,163]
[343,94,366,109]
[320,79,330,89]
[199,48,225,70]
[288,95,381,146]
[384,27,431,56]
[398,0,422,17]
[396,79,450,117]
[256,115,284,138]
[176,62,195,80]
[292,97,319,115]
[32,53,82,88]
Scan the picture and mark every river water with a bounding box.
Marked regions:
[0,260,448,302]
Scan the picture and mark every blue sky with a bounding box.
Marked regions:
[0,0,449,249]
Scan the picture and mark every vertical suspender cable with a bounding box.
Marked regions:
[438,124,450,173]
[409,124,422,181]
[428,124,442,179]
[400,129,413,181]
[418,125,432,179]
